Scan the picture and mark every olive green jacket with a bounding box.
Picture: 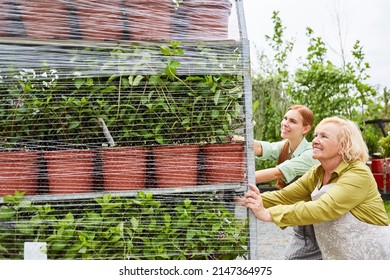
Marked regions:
[262,160,389,228]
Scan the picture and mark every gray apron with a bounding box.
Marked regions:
[284,225,322,260]
[311,183,390,260]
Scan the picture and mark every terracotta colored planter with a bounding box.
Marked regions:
[203,142,245,184]
[0,0,15,37]
[178,0,232,40]
[101,147,147,191]
[370,158,390,173]
[0,150,39,197]
[72,0,125,41]
[44,149,95,194]
[125,0,173,41]
[21,0,72,39]
[0,0,9,37]
[153,145,200,188]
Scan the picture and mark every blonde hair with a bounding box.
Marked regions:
[316,116,369,162]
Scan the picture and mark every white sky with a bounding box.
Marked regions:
[241,0,390,90]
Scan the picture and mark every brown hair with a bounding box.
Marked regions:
[275,105,314,189]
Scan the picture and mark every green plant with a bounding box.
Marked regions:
[384,200,390,219]
[379,135,390,157]
[363,125,381,156]
[1,41,243,148]
[0,192,248,260]
[69,41,243,146]
[0,68,56,148]
[254,11,381,133]
[0,67,106,149]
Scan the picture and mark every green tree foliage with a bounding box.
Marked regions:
[252,11,292,144]
[287,28,378,130]
[251,11,292,170]
[252,76,286,142]
[251,11,382,147]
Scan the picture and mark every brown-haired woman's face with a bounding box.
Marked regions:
[280,110,311,140]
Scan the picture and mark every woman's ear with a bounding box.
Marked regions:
[303,125,311,135]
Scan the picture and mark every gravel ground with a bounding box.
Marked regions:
[235,204,292,260]
[255,220,292,260]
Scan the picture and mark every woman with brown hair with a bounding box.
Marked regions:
[234,104,322,259]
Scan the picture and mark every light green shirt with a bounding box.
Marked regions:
[262,160,390,228]
[259,138,319,184]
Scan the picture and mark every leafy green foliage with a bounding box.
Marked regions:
[251,10,381,148]
[384,200,390,219]
[379,135,390,157]
[364,125,381,155]
[287,28,378,130]
[0,192,248,260]
[287,60,356,126]
[0,42,243,148]
[251,12,290,149]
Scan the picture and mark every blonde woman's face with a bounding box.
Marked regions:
[312,123,343,161]
[280,110,310,140]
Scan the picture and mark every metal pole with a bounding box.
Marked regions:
[235,0,258,260]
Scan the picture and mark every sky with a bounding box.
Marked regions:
[240,0,390,90]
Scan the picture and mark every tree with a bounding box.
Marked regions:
[286,28,378,130]
[251,11,292,143]
[251,10,382,147]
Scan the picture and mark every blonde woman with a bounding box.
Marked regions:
[239,116,390,259]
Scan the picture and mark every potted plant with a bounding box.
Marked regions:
[175,0,232,40]
[0,66,104,194]
[138,42,244,187]
[0,0,21,37]
[68,45,153,191]
[43,149,97,194]
[152,144,200,188]
[136,43,201,187]
[20,0,73,40]
[202,141,245,185]
[99,41,244,188]
[0,40,244,193]
[69,41,245,189]
[0,68,56,196]
[72,0,125,41]
[379,135,390,160]
[0,149,40,197]
[100,146,147,191]
[0,192,248,259]
[369,134,390,174]
[124,0,174,41]
[372,135,390,191]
